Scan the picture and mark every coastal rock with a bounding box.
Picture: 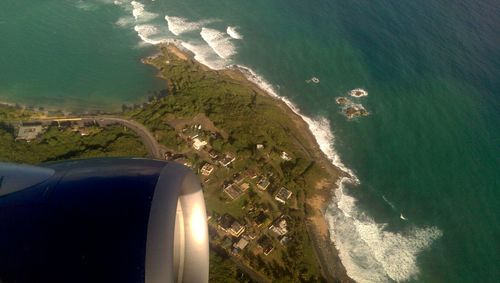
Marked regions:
[349,88,368,98]
[335,97,351,105]
[343,104,369,119]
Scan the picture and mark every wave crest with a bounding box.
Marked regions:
[200,27,237,59]
[165,16,215,36]
[227,26,243,39]
[327,180,443,282]
[131,1,158,22]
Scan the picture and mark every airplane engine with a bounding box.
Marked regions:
[0,158,209,283]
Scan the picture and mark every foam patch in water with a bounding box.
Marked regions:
[165,16,215,36]
[200,27,237,59]
[226,26,243,39]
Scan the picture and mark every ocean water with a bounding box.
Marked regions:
[1,0,499,282]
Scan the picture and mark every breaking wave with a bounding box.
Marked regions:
[200,27,237,59]
[165,16,215,36]
[327,182,443,282]
[131,1,158,22]
[227,26,243,39]
[180,42,227,69]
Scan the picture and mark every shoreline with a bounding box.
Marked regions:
[159,43,354,282]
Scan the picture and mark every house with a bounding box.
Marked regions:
[233,238,249,250]
[244,169,258,180]
[200,163,215,176]
[229,221,245,237]
[208,149,219,159]
[257,178,270,191]
[257,236,274,256]
[16,124,44,141]
[192,138,207,150]
[254,212,269,227]
[269,218,288,236]
[281,151,292,161]
[223,184,244,200]
[240,183,250,192]
[233,174,245,184]
[275,187,292,204]
[219,153,236,167]
[279,236,290,245]
[218,214,235,232]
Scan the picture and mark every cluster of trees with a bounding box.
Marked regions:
[0,123,147,164]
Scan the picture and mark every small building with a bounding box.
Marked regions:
[233,174,245,184]
[219,153,236,167]
[257,178,270,191]
[223,184,244,200]
[16,125,44,141]
[234,238,249,250]
[279,236,290,245]
[200,163,215,176]
[254,212,268,227]
[257,236,274,256]
[275,187,292,204]
[281,151,292,161]
[240,183,250,192]
[208,149,219,160]
[218,214,235,232]
[269,218,288,236]
[192,138,207,150]
[256,144,264,150]
[244,169,258,180]
[229,221,245,237]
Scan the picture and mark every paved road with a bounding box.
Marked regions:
[90,117,162,159]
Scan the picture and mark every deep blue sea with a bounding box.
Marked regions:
[1,0,499,282]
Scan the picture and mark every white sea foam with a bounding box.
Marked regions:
[75,0,99,11]
[226,26,243,39]
[200,27,237,59]
[133,25,169,45]
[131,1,158,22]
[180,41,227,69]
[165,16,215,36]
[115,16,134,28]
[326,178,443,282]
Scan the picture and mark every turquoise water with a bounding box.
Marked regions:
[0,0,165,111]
[1,0,499,282]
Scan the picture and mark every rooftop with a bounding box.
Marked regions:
[16,125,44,141]
[275,187,292,204]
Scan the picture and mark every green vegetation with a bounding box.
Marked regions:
[0,120,147,164]
[0,104,37,121]
[209,252,254,283]
[126,45,330,282]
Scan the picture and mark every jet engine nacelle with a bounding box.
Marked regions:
[0,158,209,283]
